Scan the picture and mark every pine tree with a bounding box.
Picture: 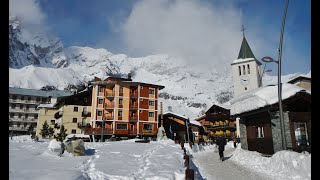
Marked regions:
[40,121,49,138]
[48,127,55,139]
[54,125,68,142]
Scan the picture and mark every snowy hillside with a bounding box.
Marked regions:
[8,16,311,119]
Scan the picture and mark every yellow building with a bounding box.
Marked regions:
[36,90,92,138]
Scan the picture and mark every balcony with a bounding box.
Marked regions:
[82,111,91,117]
[106,93,114,99]
[206,125,236,131]
[129,104,138,109]
[142,130,156,136]
[129,116,138,121]
[84,128,113,135]
[130,92,138,98]
[106,116,114,120]
[105,104,114,109]
[78,122,91,128]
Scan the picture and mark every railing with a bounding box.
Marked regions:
[78,122,90,128]
[129,116,138,121]
[106,93,114,98]
[84,128,113,135]
[130,92,138,97]
[9,99,45,104]
[82,111,91,117]
[106,116,114,120]
[9,108,39,113]
[129,104,138,109]
[142,130,156,136]
[105,104,114,109]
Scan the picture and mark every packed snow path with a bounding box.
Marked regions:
[189,144,272,180]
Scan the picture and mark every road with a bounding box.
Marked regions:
[188,144,273,180]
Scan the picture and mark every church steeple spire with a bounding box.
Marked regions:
[237,25,256,59]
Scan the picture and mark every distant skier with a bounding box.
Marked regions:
[216,135,227,161]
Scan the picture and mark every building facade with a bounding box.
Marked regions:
[36,89,92,138]
[85,76,165,141]
[9,87,73,136]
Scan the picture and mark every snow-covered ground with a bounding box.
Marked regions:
[9,136,311,180]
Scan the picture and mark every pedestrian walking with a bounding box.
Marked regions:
[216,135,227,161]
[232,136,237,148]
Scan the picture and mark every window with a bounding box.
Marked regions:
[11,104,16,109]
[10,113,14,118]
[21,96,24,100]
[238,66,241,76]
[18,114,22,118]
[149,112,154,117]
[24,123,27,127]
[12,95,17,100]
[143,124,153,130]
[97,110,102,116]
[36,97,40,102]
[119,87,123,93]
[98,99,103,104]
[99,86,104,93]
[293,122,309,146]
[25,114,28,119]
[71,129,77,134]
[17,122,21,127]
[116,124,127,130]
[26,105,29,110]
[20,105,23,109]
[27,97,31,101]
[256,126,264,138]
[247,64,250,74]
[149,89,155,95]
[34,115,38,119]
[51,120,55,125]
[149,101,155,106]
[74,107,78,112]
[118,110,122,117]
[245,87,247,90]
[243,65,246,75]
[73,118,77,123]
[119,98,123,105]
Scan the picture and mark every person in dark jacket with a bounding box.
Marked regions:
[216,135,227,161]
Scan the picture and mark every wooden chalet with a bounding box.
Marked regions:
[159,112,202,143]
[198,105,236,141]
[230,84,311,155]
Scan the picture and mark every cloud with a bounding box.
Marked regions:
[119,0,245,71]
[9,0,45,25]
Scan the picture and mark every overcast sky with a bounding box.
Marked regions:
[9,0,311,75]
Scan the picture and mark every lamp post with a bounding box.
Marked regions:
[261,0,289,151]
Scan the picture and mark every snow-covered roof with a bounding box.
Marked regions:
[66,134,90,139]
[37,103,57,108]
[231,58,258,65]
[189,119,201,126]
[163,112,202,126]
[229,83,310,116]
[163,111,189,120]
[9,87,73,97]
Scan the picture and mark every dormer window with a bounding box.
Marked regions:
[243,65,246,75]
[238,66,241,76]
[247,64,250,74]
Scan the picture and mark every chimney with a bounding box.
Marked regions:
[128,73,132,80]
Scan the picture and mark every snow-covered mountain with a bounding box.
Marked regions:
[8,16,311,119]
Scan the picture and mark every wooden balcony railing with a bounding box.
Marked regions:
[129,116,138,121]
[84,128,113,135]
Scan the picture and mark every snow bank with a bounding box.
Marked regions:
[48,139,62,153]
[9,135,34,143]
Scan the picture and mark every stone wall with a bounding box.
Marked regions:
[271,111,292,153]
[239,118,248,150]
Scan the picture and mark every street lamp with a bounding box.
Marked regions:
[261,0,289,151]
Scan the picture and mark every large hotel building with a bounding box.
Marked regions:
[85,76,165,140]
